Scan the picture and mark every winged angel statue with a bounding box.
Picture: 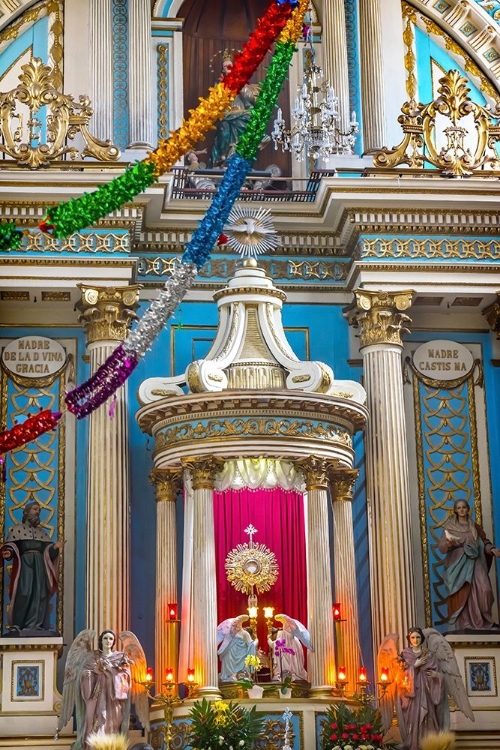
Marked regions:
[269,614,313,682]
[56,629,150,750]
[378,627,474,750]
[217,614,258,681]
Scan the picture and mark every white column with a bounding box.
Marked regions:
[89,0,114,141]
[330,470,361,686]
[359,0,386,150]
[322,0,351,131]
[78,284,141,635]
[128,0,155,149]
[183,457,221,698]
[345,290,416,655]
[300,458,336,696]
[151,469,182,685]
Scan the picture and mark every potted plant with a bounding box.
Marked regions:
[240,654,264,698]
[188,698,264,749]
[322,703,395,750]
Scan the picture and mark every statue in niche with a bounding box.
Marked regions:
[438,499,500,630]
[211,51,261,168]
[217,614,258,681]
[378,627,474,750]
[56,629,149,750]
[268,614,312,682]
[0,500,64,636]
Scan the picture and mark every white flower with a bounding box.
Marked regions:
[239,743,245,747]
[345,745,353,750]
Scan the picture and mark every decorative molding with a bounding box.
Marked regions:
[76,284,141,344]
[150,467,183,502]
[22,230,131,254]
[344,289,415,348]
[157,43,169,140]
[360,237,500,260]
[295,456,331,490]
[330,468,359,502]
[112,0,129,150]
[181,456,223,491]
[483,292,500,335]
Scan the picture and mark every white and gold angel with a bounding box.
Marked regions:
[56,629,150,750]
[269,614,313,682]
[217,614,257,682]
[378,627,473,750]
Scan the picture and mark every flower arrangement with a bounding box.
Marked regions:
[274,637,295,693]
[87,733,128,750]
[322,703,393,750]
[239,654,263,690]
[188,698,264,750]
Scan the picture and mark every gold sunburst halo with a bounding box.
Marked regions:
[225,542,279,594]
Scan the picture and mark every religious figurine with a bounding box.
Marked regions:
[268,614,312,682]
[211,51,260,168]
[438,499,500,630]
[217,614,258,682]
[378,627,474,750]
[185,149,216,190]
[56,629,149,750]
[0,500,64,635]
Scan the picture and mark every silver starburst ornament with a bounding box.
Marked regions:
[223,205,280,258]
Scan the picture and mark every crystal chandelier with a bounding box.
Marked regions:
[271,37,358,162]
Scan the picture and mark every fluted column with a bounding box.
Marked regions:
[359,0,386,150]
[322,0,351,131]
[182,457,222,698]
[298,457,336,696]
[151,468,183,686]
[89,0,114,141]
[77,284,141,634]
[128,0,155,148]
[330,469,361,686]
[344,290,416,655]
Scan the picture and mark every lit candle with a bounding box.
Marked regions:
[168,603,178,620]
[248,606,258,619]
[187,668,195,684]
[263,606,274,620]
[380,667,389,683]
[332,603,342,622]
[146,667,154,682]
[337,666,347,682]
[358,666,368,682]
[165,668,174,683]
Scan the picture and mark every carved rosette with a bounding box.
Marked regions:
[330,468,359,502]
[483,293,500,338]
[182,456,224,491]
[344,290,415,348]
[150,468,183,502]
[77,284,141,344]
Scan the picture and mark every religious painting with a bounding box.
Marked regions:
[12,661,44,701]
[465,657,497,697]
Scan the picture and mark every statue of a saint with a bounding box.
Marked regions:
[1,500,64,635]
[268,614,312,682]
[211,52,260,168]
[217,614,258,682]
[438,499,500,630]
[57,629,149,750]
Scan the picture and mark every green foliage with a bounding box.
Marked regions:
[322,703,394,750]
[0,221,23,251]
[188,698,264,750]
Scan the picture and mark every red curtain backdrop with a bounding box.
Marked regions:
[213,487,308,659]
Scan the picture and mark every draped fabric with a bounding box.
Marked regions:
[213,487,308,654]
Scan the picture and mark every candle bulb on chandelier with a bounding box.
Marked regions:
[358,666,368,683]
[380,667,390,683]
[263,606,274,620]
[146,667,154,683]
[187,668,195,684]
[168,603,178,620]
[165,667,174,684]
[337,666,347,683]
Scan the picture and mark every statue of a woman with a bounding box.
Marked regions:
[57,630,149,750]
[438,500,500,630]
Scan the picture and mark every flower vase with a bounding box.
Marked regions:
[247,684,264,699]
[279,687,292,698]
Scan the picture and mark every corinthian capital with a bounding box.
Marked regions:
[330,469,359,502]
[150,468,183,502]
[344,289,415,348]
[296,457,331,490]
[483,293,500,338]
[182,456,224,491]
[77,284,141,344]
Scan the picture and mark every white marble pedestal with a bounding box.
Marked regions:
[446,632,500,748]
[0,637,72,744]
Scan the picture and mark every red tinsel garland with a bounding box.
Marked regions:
[0,410,62,454]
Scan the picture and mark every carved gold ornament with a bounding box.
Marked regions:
[369,69,500,177]
[225,525,279,595]
[0,57,120,168]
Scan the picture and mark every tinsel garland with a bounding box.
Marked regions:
[40,0,296,239]
[0,221,24,252]
[0,410,62,455]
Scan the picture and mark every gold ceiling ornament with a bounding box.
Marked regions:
[225,524,279,595]
[0,57,120,168]
[369,69,500,177]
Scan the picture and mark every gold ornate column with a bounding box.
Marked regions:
[182,457,222,698]
[359,0,386,150]
[298,457,336,696]
[344,290,416,655]
[483,293,500,338]
[323,0,351,132]
[77,284,141,634]
[151,468,183,686]
[330,469,361,687]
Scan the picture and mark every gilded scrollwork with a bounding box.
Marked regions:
[181,456,224,490]
[150,468,183,502]
[330,468,359,502]
[344,290,414,348]
[76,284,141,344]
[295,456,331,490]
[361,237,500,261]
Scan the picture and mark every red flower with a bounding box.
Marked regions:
[371,733,383,742]
[352,734,359,740]
[329,734,338,741]
[341,733,349,739]
[365,724,372,730]
[330,723,338,729]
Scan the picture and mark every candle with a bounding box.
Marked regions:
[332,603,342,622]
[380,667,390,682]
[263,606,274,619]
[337,667,347,682]
[248,606,258,619]
[165,668,174,683]
[146,667,154,682]
[168,603,178,620]
[187,668,195,684]
[359,666,368,682]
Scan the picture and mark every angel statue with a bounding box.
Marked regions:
[268,614,313,682]
[56,629,150,750]
[217,614,258,682]
[378,627,474,750]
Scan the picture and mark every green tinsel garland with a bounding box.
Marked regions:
[0,221,24,252]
